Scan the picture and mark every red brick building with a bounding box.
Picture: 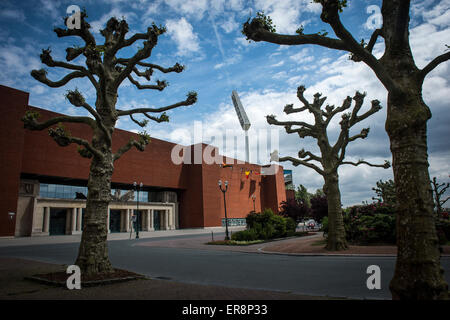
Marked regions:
[0,85,286,237]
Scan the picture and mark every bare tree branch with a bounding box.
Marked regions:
[65,89,111,143]
[279,156,324,175]
[243,18,349,51]
[342,159,390,169]
[30,69,86,88]
[39,48,99,90]
[117,92,197,116]
[113,133,150,162]
[22,111,96,131]
[127,74,168,91]
[265,115,313,129]
[420,51,450,80]
[366,28,383,53]
[54,12,96,46]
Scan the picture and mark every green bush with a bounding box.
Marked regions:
[285,217,297,233]
[321,216,328,234]
[343,209,396,244]
[244,208,294,240]
[231,229,258,241]
[321,203,397,244]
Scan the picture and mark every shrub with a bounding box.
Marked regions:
[231,229,258,241]
[244,208,295,240]
[321,216,328,235]
[285,217,297,233]
[343,209,396,244]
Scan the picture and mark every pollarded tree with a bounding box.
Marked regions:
[267,85,390,251]
[242,0,449,300]
[372,179,396,206]
[22,12,197,275]
[431,177,450,217]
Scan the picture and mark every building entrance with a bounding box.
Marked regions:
[153,210,161,230]
[49,208,67,235]
[109,210,121,233]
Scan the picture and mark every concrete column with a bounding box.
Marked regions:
[150,209,154,230]
[107,208,111,233]
[164,210,169,230]
[171,208,176,230]
[76,208,82,231]
[125,209,130,232]
[146,209,151,231]
[71,208,77,234]
[167,209,173,230]
[43,207,50,233]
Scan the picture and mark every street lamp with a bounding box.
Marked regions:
[133,181,143,239]
[218,180,230,240]
[251,194,256,212]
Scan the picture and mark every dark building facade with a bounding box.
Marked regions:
[0,85,286,237]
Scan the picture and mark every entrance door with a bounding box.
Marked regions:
[109,210,121,233]
[153,210,161,231]
[49,208,67,235]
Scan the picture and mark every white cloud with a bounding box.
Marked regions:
[165,17,201,56]
[221,15,239,33]
[0,9,25,22]
[289,48,314,64]
[253,0,321,34]
[164,0,209,19]
[90,8,137,33]
[271,60,285,67]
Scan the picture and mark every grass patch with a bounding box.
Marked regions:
[206,240,265,246]
[207,232,313,246]
[311,239,327,246]
[288,231,314,237]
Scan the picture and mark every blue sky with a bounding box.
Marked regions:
[1,0,449,206]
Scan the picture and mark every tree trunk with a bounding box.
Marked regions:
[75,146,114,275]
[324,172,348,251]
[386,92,448,299]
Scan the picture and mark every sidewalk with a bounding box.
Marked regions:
[136,231,450,257]
[0,226,245,247]
[0,257,342,300]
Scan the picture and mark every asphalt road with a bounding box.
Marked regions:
[1,233,449,300]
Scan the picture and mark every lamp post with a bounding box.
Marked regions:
[251,194,256,212]
[133,182,143,239]
[218,180,230,240]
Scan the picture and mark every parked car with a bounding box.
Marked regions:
[306,219,317,229]
[297,219,318,230]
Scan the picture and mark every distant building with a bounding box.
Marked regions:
[0,85,287,237]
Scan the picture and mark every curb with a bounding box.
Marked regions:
[25,275,146,288]
[257,248,450,258]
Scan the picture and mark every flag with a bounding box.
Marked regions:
[245,171,250,179]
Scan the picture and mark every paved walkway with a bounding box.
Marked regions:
[0,226,245,247]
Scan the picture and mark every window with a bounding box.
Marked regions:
[39,183,87,199]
